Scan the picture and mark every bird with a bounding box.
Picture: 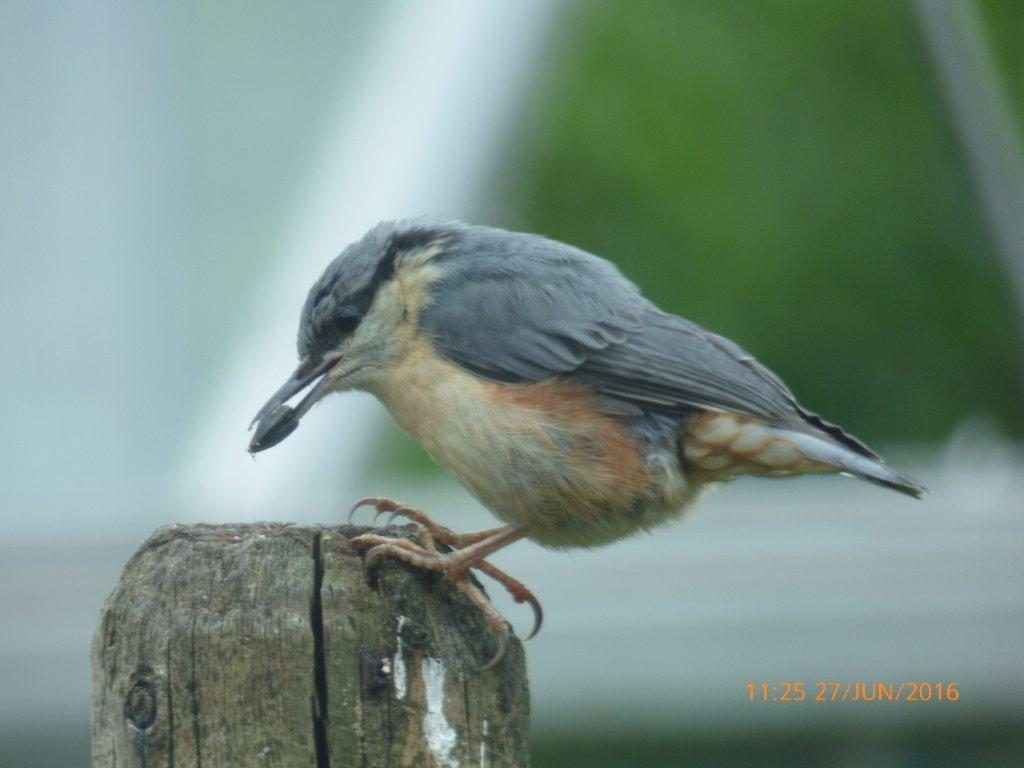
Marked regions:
[248,219,924,669]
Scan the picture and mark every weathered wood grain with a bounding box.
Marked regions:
[92,524,529,767]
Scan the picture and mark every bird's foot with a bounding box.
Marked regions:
[347,506,538,671]
[349,496,497,547]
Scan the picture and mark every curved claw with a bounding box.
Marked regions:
[376,506,413,527]
[347,496,380,524]
[472,560,543,642]
[476,625,509,672]
[349,496,410,527]
[521,594,543,641]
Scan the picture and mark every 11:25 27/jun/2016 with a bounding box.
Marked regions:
[745,680,961,703]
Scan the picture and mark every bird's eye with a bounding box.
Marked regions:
[334,306,361,334]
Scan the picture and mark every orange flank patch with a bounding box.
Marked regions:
[483,378,647,491]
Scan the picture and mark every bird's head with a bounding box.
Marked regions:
[248,220,450,453]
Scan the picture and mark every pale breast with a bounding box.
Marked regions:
[369,339,698,547]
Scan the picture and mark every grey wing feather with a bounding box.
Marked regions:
[575,312,800,419]
[421,226,807,425]
[422,228,644,382]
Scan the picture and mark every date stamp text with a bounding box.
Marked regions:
[745,681,960,703]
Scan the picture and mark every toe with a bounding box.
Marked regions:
[347,497,377,523]
[348,496,400,523]
[477,624,509,672]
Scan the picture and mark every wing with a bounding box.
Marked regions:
[419,226,805,424]
[574,311,800,420]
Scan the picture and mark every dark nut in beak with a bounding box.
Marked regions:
[249,405,300,453]
[248,356,341,454]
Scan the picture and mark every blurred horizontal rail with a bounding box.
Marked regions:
[2,450,1022,740]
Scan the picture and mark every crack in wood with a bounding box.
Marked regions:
[311,532,331,768]
[188,616,202,768]
[165,642,175,768]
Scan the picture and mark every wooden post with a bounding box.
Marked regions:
[92,524,530,767]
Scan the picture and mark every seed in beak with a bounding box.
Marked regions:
[249,404,300,453]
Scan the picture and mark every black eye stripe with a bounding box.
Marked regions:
[334,306,361,333]
[300,227,451,360]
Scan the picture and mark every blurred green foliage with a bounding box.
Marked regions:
[498,0,1024,443]
[979,0,1024,129]
[379,0,1024,476]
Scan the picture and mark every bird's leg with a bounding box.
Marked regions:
[349,496,503,548]
[349,521,533,670]
[472,559,543,640]
[350,499,540,633]
[349,527,543,639]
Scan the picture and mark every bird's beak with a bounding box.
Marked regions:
[247,356,340,453]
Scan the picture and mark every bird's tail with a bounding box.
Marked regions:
[776,428,925,498]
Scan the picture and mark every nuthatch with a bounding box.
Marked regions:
[250,219,923,668]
